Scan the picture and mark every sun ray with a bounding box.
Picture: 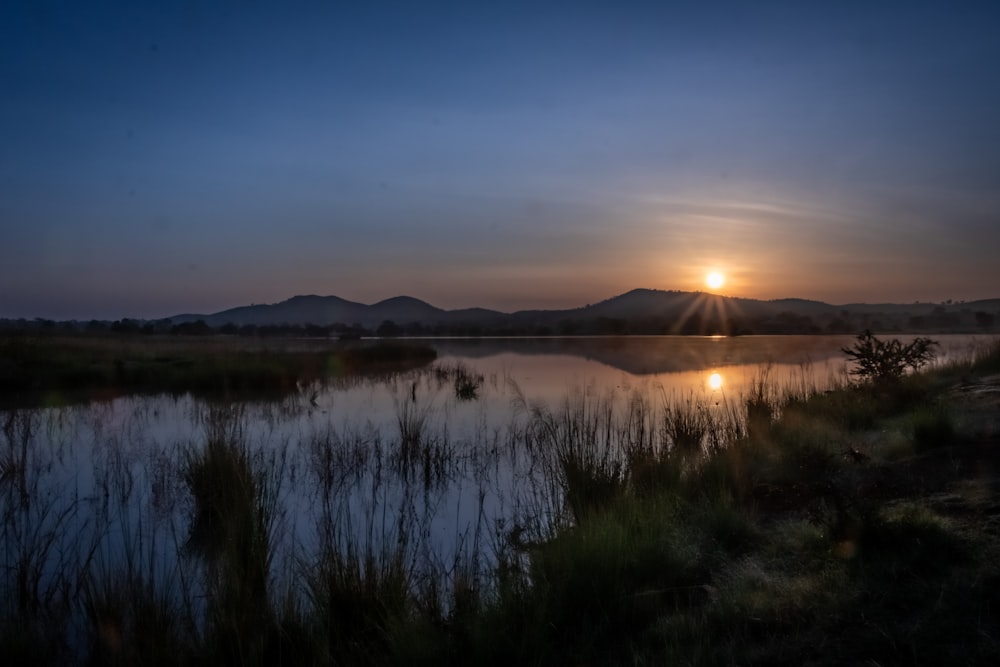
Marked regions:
[672,292,711,334]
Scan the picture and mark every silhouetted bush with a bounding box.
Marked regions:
[842,330,937,384]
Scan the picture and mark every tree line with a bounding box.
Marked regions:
[2,306,996,338]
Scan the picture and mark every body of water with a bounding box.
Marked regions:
[2,333,995,644]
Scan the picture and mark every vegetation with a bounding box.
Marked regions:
[842,329,938,384]
[0,335,437,407]
[1,336,999,664]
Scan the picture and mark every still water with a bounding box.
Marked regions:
[1,334,994,624]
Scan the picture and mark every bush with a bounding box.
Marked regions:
[842,330,937,385]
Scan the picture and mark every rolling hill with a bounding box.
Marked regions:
[166,289,1000,335]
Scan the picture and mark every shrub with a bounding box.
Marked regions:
[842,330,937,385]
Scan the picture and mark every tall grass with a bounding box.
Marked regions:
[661,390,710,454]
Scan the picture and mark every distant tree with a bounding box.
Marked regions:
[842,330,937,384]
[172,320,211,336]
[402,321,426,336]
[336,323,370,339]
[558,319,581,336]
[452,323,482,337]
[826,316,851,333]
[257,324,302,337]
[376,320,402,337]
[724,317,745,336]
[678,312,703,335]
[596,317,628,335]
[975,311,995,330]
[305,324,333,338]
[111,318,140,334]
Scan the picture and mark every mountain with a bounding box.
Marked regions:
[170,295,507,329]
[166,289,1000,335]
[172,294,369,327]
[502,290,835,330]
[367,296,447,324]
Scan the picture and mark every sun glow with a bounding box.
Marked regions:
[706,271,725,290]
[708,372,723,390]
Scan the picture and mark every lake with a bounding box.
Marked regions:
[2,333,995,642]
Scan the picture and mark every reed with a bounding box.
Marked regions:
[661,390,710,454]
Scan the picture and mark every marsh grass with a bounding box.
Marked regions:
[183,406,292,663]
[308,540,411,665]
[0,335,437,407]
[81,556,191,666]
[390,383,456,489]
[1,409,89,659]
[661,391,710,454]
[433,361,485,401]
[744,365,778,441]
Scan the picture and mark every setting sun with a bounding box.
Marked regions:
[706,272,725,290]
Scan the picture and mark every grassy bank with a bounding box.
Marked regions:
[0,335,437,407]
[1,339,999,664]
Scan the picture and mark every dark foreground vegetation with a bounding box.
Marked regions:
[0,335,437,407]
[1,335,999,665]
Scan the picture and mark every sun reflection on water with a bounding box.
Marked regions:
[708,372,723,390]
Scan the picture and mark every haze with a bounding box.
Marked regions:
[3,1,999,321]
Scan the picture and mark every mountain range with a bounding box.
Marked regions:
[168,289,1000,335]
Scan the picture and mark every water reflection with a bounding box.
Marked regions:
[430,335,855,376]
[429,333,989,378]
[708,372,724,391]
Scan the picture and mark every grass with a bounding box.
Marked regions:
[1,337,999,664]
[0,334,437,407]
[433,362,485,401]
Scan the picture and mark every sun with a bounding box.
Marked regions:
[706,271,725,290]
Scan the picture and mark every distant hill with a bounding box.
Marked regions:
[164,289,1000,335]
[170,294,507,329]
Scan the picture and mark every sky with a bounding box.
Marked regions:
[2,0,999,320]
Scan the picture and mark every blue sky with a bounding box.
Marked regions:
[2,0,999,319]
